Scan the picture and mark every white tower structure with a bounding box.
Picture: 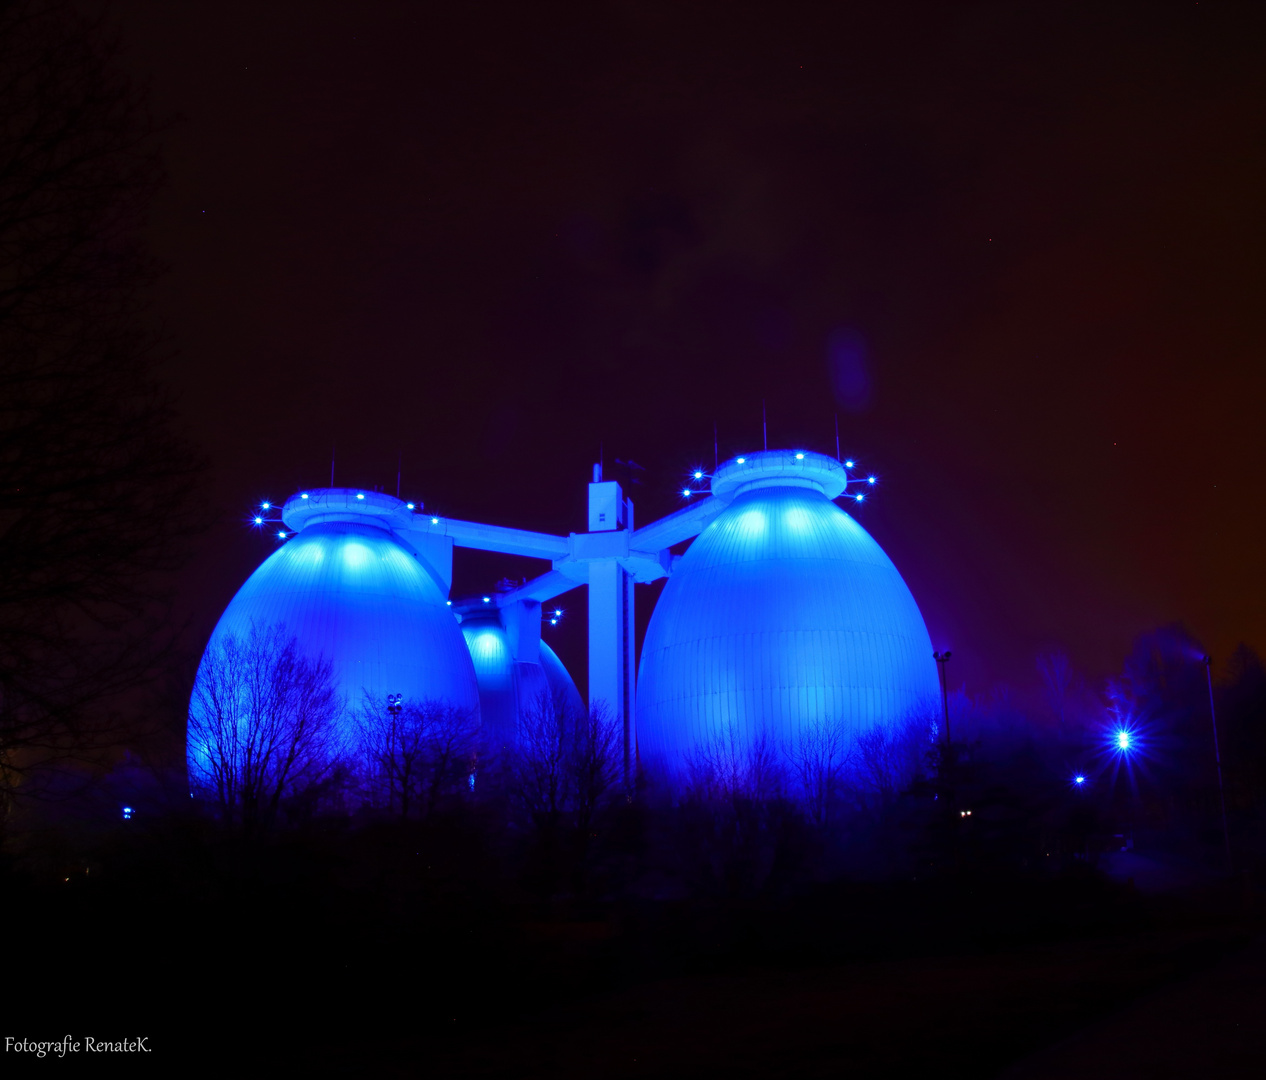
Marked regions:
[584,465,637,774]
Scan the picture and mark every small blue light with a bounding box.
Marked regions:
[254,516,263,525]
[855,493,865,502]
[482,596,490,603]
[406,502,415,510]
[694,471,703,479]
[122,806,133,820]
[867,476,876,484]
[431,517,439,525]
[795,452,805,460]
[300,493,308,499]
[550,618,558,625]
[1117,730,1131,750]
[446,601,452,606]
[844,459,855,468]
[736,457,745,464]
[356,493,365,500]
[554,609,562,617]
[261,502,270,510]
[682,488,692,497]
[1074,774,1085,785]
[277,531,286,539]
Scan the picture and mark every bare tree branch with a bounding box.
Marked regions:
[188,624,344,832]
[0,1,204,819]
[355,694,479,819]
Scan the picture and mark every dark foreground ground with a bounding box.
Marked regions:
[1002,935,1266,1080]
[414,927,1262,1080]
[6,825,1264,1077]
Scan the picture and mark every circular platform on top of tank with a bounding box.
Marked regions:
[709,449,847,503]
[193,517,479,729]
[637,451,937,781]
[281,488,416,534]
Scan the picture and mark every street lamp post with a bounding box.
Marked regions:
[934,651,953,745]
[1202,656,1233,873]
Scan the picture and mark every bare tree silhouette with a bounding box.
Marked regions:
[793,721,848,827]
[508,691,622,890]
[847,716,931,810]
[0,1,203,824]
[355,695,479,818]
[510,689,575,834]
[187,624,343,832]
[685,726,787,804]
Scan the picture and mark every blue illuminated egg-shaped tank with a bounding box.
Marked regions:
[637,450,938,779]
[189,490,480,768]
[460,613,584,751]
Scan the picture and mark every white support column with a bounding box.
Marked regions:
[588,557,635,783]
[588,557,623,717]
[501,599,541,663]
[624,557,636,780]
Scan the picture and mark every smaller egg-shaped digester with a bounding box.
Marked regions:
[461,613,584,752]
[637,451,938,781]
[188,490,480,781]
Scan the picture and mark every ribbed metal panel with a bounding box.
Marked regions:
[461,616,584,752]
[192,520,481,742]
[637,484,938,778]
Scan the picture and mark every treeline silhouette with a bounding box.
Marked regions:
[6,624,1264,1069]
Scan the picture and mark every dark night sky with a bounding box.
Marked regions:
[111,1,1266,698]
